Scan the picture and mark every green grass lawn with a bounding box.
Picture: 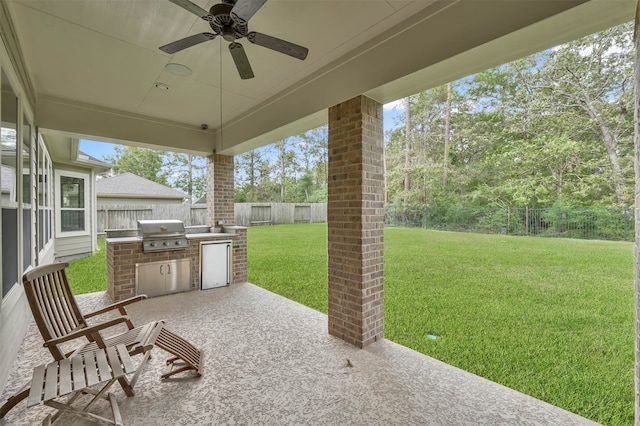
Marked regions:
[67,238,108,294]
[247,224,634,426]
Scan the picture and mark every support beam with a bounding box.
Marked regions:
[327,95,384,348]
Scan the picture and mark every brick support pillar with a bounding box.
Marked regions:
[327,95,384,348]
[205,153,247,284]
[206,154,235,227]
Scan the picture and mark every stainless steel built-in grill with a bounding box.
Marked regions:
[138,220,187,253]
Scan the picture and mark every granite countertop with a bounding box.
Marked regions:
[106,232,237,244]
[186,232,236,239]
[105,236,142,243]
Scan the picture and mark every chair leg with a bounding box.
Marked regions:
[45,400,119,426]
[128,350,152,390]
[0,385,30,418]
[83,378,117,412]
[41,414,52,426]
[117,376,135,397]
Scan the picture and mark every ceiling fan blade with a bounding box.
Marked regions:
[229,43,255,80]
[230,0,267,24]
[247,32,308,60]
[160,33,216,54]
[169,0,212,20]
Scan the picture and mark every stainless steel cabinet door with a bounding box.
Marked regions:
[136,260,165,298]
[165,258,191,294]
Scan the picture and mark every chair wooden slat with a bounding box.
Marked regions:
[43,363,59,402]
[57,270,83,332]
[41,274,65,337]
[27,365,46,407]
[106,346,125,378]
[95,347,111,380]
[58,359,72,396]
[84,351,99,388]
[50,271,75,334]
[49,274,73,335]
[116,344,135,374]
[71,353,86,391]
[34,277,63,340]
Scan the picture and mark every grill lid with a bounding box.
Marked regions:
[138,220,186,238]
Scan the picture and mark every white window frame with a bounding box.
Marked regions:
[37,138,54,260]
[55,170,90,237]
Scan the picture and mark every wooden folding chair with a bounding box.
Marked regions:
[1,262,164,417]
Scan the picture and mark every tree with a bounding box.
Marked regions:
[165,152,207,201]
[298,126,328,201]
[272,138,298,202]
[235,148,272,202]
[106,146,169,186]
[540,23,634,205]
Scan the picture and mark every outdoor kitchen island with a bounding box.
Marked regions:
[105,223,247,302]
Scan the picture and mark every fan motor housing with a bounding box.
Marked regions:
[209,3,248,40]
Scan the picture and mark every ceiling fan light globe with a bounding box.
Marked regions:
[222,28,236,42]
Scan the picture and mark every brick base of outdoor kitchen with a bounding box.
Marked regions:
[106,226,247,302]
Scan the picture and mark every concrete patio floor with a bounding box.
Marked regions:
[0,282,598,425]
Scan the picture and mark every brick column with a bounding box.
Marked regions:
[206,154,235,226]
[327,95,384,348]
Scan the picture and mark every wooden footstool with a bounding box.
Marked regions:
[28,344,134,426]
[155,328,205,379]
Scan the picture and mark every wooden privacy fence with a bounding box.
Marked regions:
[97,203,327,232]
[97,204,207,233]
[234,203,327,226]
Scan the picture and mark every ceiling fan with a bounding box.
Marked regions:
[160,0,309,79]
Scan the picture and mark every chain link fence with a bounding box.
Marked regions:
[384,205,634,241]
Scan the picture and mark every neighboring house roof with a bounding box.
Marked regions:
[96,173,185,200]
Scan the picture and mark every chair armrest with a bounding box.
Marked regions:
[43,316,130,347]
[84,295,148,318]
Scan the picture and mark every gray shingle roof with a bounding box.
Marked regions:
[96,173,186,200]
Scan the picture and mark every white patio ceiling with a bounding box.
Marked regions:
[4,0,635,157]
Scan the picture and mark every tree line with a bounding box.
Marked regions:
[384,21,633,209]
[106,22,632,208]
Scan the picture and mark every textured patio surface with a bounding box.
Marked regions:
[0,282,598,425]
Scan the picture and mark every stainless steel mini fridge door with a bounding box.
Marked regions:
[200,241,232,289]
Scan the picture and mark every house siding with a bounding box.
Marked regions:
[54,234,93,259]
[0,286,31,399]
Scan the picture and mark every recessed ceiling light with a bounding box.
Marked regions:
[154,83,169,90]
[165,63,192,76]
